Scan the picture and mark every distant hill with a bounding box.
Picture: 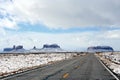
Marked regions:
[87,46,114,52]
[3,45,26,53]
[39,44,65,52]
[3,44,65,53]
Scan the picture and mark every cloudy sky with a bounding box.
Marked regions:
[0,0,120,51]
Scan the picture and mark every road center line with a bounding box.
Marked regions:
[74,66,80,69]
[63,73,69,78]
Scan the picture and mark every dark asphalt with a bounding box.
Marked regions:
[1,54,116,80]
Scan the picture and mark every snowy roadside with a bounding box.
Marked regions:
[0,53,77,77]
[95,52,120,75]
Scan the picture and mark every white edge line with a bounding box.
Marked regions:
[96,56,119,80]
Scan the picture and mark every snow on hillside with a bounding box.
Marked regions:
[0,53,75,76]
[27,49,40,53]
[96,52,120,75]
[87,46,114,52]
[3,44,66,53]
[39,48,65,52]
[3,48,66,53]
[39,44,66,52]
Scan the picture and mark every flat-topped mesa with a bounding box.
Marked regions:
[40,44,65,52]
[43,44,60,49]
[87,46,114,52]
[3,45,25,52]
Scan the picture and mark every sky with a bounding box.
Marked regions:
[0,0,120,51]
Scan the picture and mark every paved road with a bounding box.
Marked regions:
[1,54,116,80]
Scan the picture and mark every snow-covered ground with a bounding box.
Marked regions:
[0,53,76,76]
[96,52,120,75]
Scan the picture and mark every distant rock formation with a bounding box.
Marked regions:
[43,44,60,49]
[3,44,65,53]
[3,48,14,52]
[3,45,25,52]
[33,46,37,49]
[16,45,23,50]
[40,44,64,52]
[87,46,114,52]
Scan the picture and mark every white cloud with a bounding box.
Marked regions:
[0,30,120,51]
[0,0,120,51]
[103,30,120,39]
[0,0,18,29]
[0,18,18,29]
[0,0,120,29]
[0,28,6,35]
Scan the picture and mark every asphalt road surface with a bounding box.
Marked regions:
[1,54,117,80]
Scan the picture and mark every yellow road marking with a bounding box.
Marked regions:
[74,66,79,69]
[63,73,69,78]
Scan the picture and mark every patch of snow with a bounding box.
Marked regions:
[96,52,120,75]
[0,53,74,76]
